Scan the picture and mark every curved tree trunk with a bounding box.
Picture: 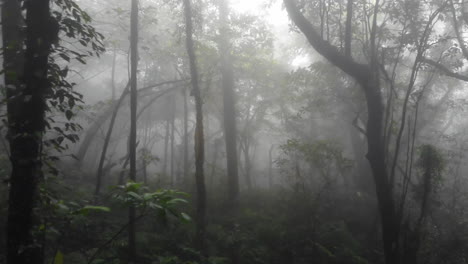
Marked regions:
[95,84,129,195]
[283,1,399,263]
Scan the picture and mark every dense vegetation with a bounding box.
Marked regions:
[2,0,468,264]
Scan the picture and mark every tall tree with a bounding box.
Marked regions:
[4,0,57,263]
[218,0,240,206]
[183,0,207,254]
[283,0,397,263]
[128,0,139,261]
[183,86,189,184]
[170,95,176,185]
[344,0,353,57]
[283,0,446,263]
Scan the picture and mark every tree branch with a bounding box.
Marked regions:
[421,57,468,82]
[283,0,370,82]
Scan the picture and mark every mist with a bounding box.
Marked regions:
[1,0,468,264]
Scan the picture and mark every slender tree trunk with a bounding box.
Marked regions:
[268,145,274,188]
[210,139,221,188]
[95,84,130,195]
[349,125,372,192]
[111,46,117,101]
[76,106,113,166]
[242,140,252,190]
[183,87,189,185]
[163,118,169,178]
[170,96,176,186]
[218,0,240,207]
[128,0,139,262]
[142,156,147,184]
[345,0,353,57]
[5,0,55,263]
[118,154,130,185]
[183,0,207,254]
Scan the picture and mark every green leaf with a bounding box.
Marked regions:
[53,250,64,264]
[314,242,335,258]
[75,205,110,216]
[180,212,192,223]
[127,191,142,201]
[125,182,143,192]
[167,198,188,205]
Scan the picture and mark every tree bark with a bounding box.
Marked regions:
[111,46,117,101]
[95,83,130,195]
[183,87,189,185]
[345,0,353,57]
[218,0,240,207]
[170,96,176,186]
[283,1,399,263]
[183,0,207,254]
[268,145,274,188]
[163,118,169,178]
[128,0,139,261]
[5,0,55,263]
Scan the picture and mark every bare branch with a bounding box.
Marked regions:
[421,57,468,82]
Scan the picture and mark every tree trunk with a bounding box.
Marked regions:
[183,87,189,185]
[242,140,252,190]
[142,154,147,184]
[170,96,176,186]
[5,0,55,263]
[344,0,353,57]
[95,84,130,195]
[283,1,400,263]
[163,118,169,178]
[218,0,240,207]
[76,105,113,166]
[111,46,117,101]
[183,0,207,254]
[268,145,274,188]
[77,80,183,166]
[128,0,139,261]
[210,139,221,188]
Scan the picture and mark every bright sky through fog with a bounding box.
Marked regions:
[231,0,289,27]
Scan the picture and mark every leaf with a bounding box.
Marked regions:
[65,110,73,120]
[314,242,335,258]
[59,53,70,62]
[180,212,192,223]
[167,198,188,205]
[127,191,142,201]
[125,182,143,192]
[75,205,111,216]
[53,250,64,264]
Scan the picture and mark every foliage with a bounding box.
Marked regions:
[277,138,353,186]
[42,0,105,175]
[416,144,445,181]
[112,182,191,222]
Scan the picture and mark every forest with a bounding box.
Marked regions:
[2,0,468,263]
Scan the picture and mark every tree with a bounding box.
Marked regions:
[282,0,446,263]
[128,0,139,261]
[4,0,58,263]
[218,0,240,207]
[183,0,207,254]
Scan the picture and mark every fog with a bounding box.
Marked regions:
[2,0,468,264]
